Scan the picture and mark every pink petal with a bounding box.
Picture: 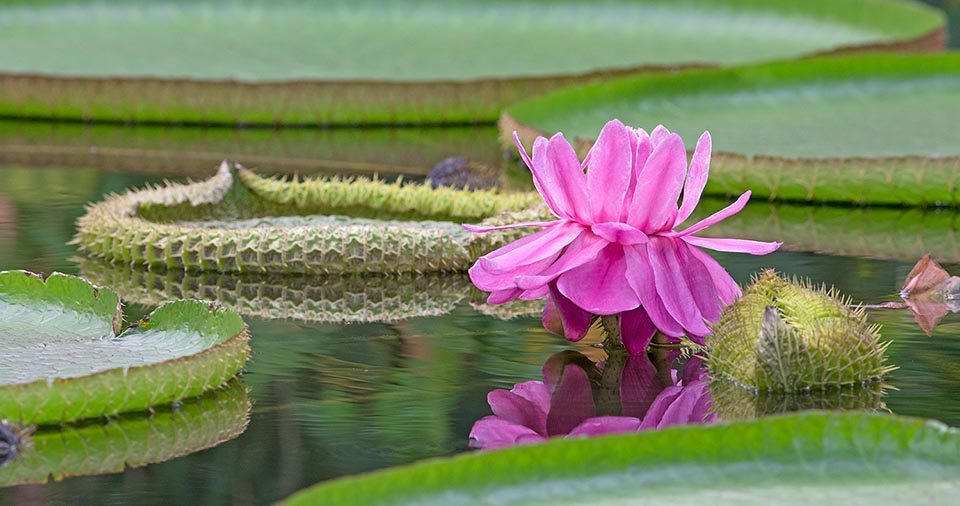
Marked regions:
[542,283,594,341]
[473,251,560,292]
[657,381,713,429]
[463,220,561,233]
[487,287,523,304]
[530,133,591,223]
[685,246,742,306]
[650,125,672,145]
[683,235,782,255]
[623,245,685,337]
[477,222,582,275]
[645,238,712,336]
[619,128,653,221]
[566,416,641,438]
[675,131,712,226]
[556,244,641,314]
[627,133,687,233]
[510,380,552,414]
[487,388,548,436]
[619,307,658,356]
[675,191,751,237]
[519,285,549,300]
[590,222,648,245]
[587,119,633,223]
[513,131,535,172]
[619,352,664,418]
[514,231,608,291]
[469,416,545,450]
[676,240,723,323]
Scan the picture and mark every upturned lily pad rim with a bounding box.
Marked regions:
[281,411,960,505]
[0,270,250,426]
[505,52,960,161]
[0,0,945,125]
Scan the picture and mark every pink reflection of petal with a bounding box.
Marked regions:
[557,244,641,314]
[620,308,658,356]
[469,416,546,450]
[567,416,641,438]
[487,388,547,436]
[546,365,596,437]
[619,352,664,419]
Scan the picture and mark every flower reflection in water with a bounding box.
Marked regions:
[470,349,716,450]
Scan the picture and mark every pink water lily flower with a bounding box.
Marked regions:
[467,120,780,353]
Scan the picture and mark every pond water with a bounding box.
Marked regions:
[1,123,959,505]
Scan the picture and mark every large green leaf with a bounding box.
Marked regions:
[0,270,250,426]
[283,412,960,505]
[0,380,249,487]
[0,0,944,124]
[505,53,960,206]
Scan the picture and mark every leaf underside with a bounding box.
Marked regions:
[283,412,960,506]
[0,0,944,124]
[0,271,250,426]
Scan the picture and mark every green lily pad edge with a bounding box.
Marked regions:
[0,270,250,426]
[282,412,960,506]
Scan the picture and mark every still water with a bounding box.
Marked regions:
[0,123,958,505]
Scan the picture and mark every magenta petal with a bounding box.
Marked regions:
[478,222,582,275]
[556,244,641,314]
[620,307,658,356]
[469,416,545,450]
[487,388,547,436]
[587,119,633,223]
[646,238,712,336]
[542,283,594,341]
[638,385,683,431]
[683,235,782,255]
[685,246,742,306]
[590,222,648,245]
[528,133,591,222]
[676,240,723,324]
[566,416,641,438]
[657,381,713,429]
[514,231,608,291]
[675,131,712,226]
[676,191,751,237]
[623,245,684,337]
[627,133,686,232]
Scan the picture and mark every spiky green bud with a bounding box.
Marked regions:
[708,270,894,392]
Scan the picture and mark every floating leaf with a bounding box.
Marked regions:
[282,412,960,506]
[0,380,249,487]
[0,0,944,124]
[505,54,960,206]
[0,270,250,426]
[74,161,540,275]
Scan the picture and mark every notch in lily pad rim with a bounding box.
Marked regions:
[0,0,945,125]
[0,270,250,426]
[504,52,960,207]
[282,412,960,506]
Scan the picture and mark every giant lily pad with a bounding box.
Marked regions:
[283,412,960,505]
[505,53,960,206]
[73,161,541,274]
[0,380,249,487]
[0,270,250,426]
[0,0,944,125]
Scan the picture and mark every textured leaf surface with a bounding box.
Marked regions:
[506,54,960,205]
[0,381,249,487]
[0,0,944,124]
[283,412,960,506]
[0,271,250,425]
[74,161,538,274]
